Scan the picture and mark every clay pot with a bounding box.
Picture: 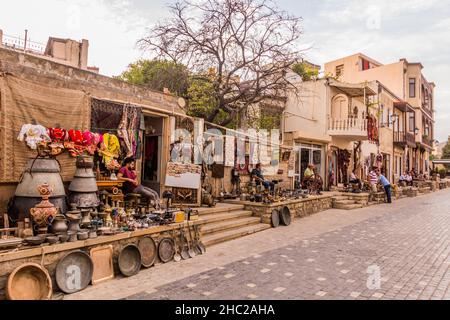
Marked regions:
[58,234,69,243]
[77,230,89,240]
[67,231,78,242]
[46,236,59,245]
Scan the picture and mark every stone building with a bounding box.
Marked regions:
[325,53,436,176]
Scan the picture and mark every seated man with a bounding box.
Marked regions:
[399,171,407,187]
[349,169,362,190]
[405,171,413,186]
[117,158,161,210]
[251,163,274,192]
[303,164,323,195]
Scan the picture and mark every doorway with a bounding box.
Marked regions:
[142,116,164,195]
[295,143,324,183]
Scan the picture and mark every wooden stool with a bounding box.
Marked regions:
[125,193,142,210]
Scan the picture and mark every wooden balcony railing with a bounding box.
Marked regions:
[394,131,416,146]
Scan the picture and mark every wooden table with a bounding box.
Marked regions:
[97,180,124,194]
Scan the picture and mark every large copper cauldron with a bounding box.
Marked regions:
[10,158,67,222]
[68,156,100,209]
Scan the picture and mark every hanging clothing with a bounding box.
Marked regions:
[48,128,67,142]
[118,106,133,158]
[17,124,51,150]
[101,133,120,165]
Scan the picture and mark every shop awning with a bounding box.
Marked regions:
[432,159,450,165]
[327,79,377,97]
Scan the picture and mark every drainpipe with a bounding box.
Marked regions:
[24,29,28,52]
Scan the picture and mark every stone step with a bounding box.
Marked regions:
[198,210,253,225]
[333,199,357,205]
[333,203,364,210]
[198,204,245,215]
[332,196,350,201]
[202,224,272,247]
[201,217,261,235]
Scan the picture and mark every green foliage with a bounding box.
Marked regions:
[439,168,447,178]
[292,62,319,81]
[259,112,281,131]
[186,78,217,117]
[116,60,190,97]
[442,141,450,159]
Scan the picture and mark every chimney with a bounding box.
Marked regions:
[79,39,89,70]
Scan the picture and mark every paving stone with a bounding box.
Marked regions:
[66,190,450,301]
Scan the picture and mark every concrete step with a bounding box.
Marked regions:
[198,210,253,225]
[197,204,245,215]
[202,223,272,247]
[201,217,261,235]
[333,203,364,210]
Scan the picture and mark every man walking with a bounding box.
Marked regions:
[377,169,392,204]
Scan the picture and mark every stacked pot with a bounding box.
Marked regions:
[68,156,100,209]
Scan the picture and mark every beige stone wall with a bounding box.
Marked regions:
[0,48,183,115]
[325,55,405,99]
[284,79,331,143]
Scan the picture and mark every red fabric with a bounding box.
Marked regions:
[68,129,83,144]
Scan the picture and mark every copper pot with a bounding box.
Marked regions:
[51,214,68,234]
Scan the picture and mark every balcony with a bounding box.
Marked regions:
[422,135,433,147]
[328,117,368,140]
[394,131,416,148]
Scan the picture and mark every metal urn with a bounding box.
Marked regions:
[68,156,100,209]
[10,158,67,222]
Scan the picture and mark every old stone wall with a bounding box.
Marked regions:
[244,196,333,225]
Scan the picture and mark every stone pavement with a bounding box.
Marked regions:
[66,189,450,300]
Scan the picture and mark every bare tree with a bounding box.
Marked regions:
[139,0,304,125]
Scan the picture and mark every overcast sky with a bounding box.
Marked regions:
[1,0,449,141]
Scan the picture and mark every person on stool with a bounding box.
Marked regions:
[118,158,161,210]
[251,163,274,192]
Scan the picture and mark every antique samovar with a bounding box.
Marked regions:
[30,183,59,235]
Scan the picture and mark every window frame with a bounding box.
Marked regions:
[409,78,416,98]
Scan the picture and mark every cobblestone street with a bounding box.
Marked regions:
[67,189,450,300]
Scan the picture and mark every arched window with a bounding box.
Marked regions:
[331,94,349,119]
